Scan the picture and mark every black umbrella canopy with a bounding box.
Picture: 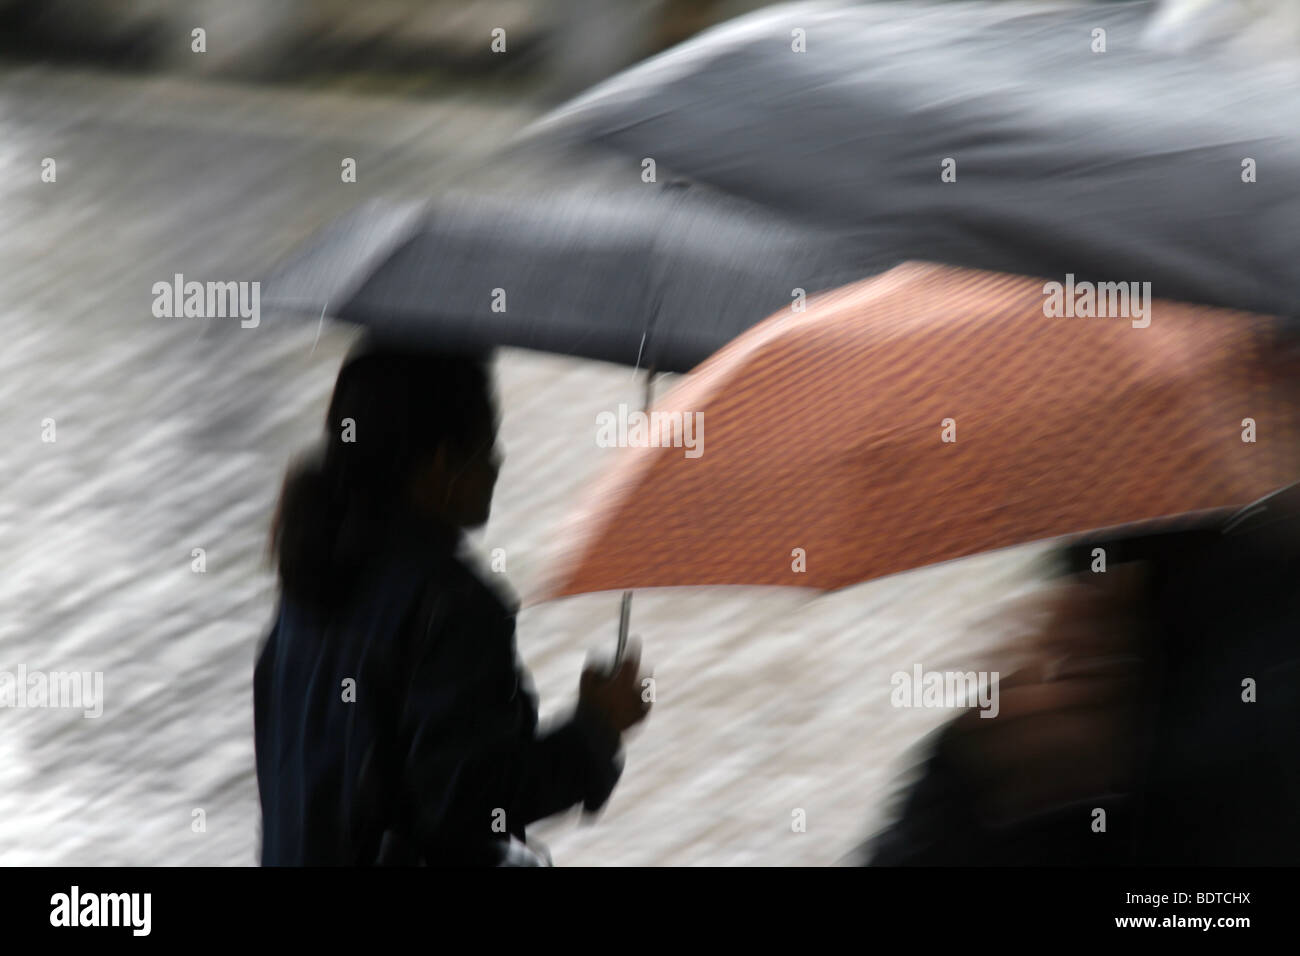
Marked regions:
[525,0,1300,318]
[262,177,886,373]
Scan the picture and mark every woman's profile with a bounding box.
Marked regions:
[254,340,650,865]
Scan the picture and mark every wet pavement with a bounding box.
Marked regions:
[0,64,1050,865]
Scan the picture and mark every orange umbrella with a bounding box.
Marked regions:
[541,263,1300,600]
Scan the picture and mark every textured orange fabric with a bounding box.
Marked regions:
[540,263,1300,599]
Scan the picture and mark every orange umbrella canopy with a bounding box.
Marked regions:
[541,263,1300,599]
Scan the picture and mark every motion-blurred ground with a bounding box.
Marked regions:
[0,64,1051,866]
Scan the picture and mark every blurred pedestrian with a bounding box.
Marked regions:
[254,340,650,865]
[864,485,1300,865]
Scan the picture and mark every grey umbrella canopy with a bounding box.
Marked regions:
[525,0,1300,318]
[262,179,885,373]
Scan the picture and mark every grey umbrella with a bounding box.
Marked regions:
[261,163,900,667]
[524,0,1300,318]
[262,177,886,373]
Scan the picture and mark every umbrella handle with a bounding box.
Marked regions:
[613,370,653,666]
[615,591,632,666]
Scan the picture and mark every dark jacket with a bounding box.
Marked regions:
[254,518,622,865]
[865,483,1300,866]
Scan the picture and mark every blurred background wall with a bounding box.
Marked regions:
[0,0,775,96]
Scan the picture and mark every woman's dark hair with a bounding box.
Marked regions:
[271,339,496,609]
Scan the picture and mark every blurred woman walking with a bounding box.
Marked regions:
[254,340,650,865]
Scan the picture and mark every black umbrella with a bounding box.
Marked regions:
[525,0,1300,318]
[262,179,884,373]
[261,162,898,666]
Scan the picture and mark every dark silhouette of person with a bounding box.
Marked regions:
[863,483,1300,865]
[254,341,650,865]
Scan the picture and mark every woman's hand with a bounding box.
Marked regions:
[579,639,652,734]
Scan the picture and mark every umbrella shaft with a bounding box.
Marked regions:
[616,591,632,665]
